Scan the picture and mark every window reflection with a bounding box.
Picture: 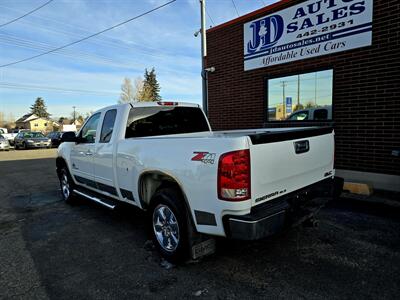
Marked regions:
[267,70,333,121]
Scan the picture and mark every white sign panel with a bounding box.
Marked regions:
[244,0,373,71]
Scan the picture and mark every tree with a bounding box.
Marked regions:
[305,101,316,109]
[30,97,50,118]
[58,116,68,124]
[293,104,304,112]
[0,111,4,127]
[142,68,161,101]
[118,77,135,104]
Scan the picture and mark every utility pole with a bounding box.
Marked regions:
[72,106,76,124]
[297,74,300,106]
[200,0,208,116]
[314,72,317,106]
[280,81,287,119]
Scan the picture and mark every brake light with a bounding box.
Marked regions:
[218,149,251,201]
[157,101,178,106]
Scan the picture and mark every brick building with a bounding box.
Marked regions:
[206,0,399,191]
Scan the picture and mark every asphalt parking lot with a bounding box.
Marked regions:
[0,149,399,299]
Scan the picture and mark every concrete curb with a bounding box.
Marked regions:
[340,191,400,209]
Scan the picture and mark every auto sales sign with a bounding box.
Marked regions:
[244,0,373,71]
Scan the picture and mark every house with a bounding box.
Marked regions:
[71,119,82,129]
[15,114,50,132]
[58,118,82,131]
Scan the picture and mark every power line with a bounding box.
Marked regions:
[231,0,240,17]
[205,8,215,26]
[0,33,198,76]
[0,5,184,58]
[0,4,195,61]
[0,33,142,69]
[0,4,175,58]
[0,0,54,28]
[0,0,176,68]
[0,82,119,96]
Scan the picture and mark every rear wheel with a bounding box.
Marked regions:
[59,167,75,203]
[150,188,190,263]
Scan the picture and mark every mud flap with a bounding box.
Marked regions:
[191,238,216,260]
[186,216,216,260]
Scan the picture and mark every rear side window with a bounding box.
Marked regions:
[125,106,209,138]
[100,109,117,143]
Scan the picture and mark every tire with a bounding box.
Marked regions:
[59,167,76,204]
[15,143,19,150]
[22,142,27,150]
[150,188,190,263]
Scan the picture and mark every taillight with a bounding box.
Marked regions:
[218,149,251,201]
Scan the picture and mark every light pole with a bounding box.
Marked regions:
[281,81,287,119]
[72,106,76,123]
[200,0,208,116]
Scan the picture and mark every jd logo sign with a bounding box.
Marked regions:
[247,15,284,54]
[243,0,373,71]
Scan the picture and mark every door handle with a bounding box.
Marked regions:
[85,151,93,156]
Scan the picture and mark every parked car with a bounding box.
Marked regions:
[56,102,335,262]
[287,106,332,121]
[47,132,66,148]
[14,131,51,149]
[0,135,10,151]
[0,128,17,146]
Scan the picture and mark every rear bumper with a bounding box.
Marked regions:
[223,177,337,240]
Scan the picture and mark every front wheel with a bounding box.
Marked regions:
[150,188,190,263]
[59,167,75,203]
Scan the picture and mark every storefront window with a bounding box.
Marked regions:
[267,69,333,121]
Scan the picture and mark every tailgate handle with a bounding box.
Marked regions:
[294,140,309,154]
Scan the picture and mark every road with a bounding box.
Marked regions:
[0,149,399,299]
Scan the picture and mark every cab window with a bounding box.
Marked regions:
[100,109,117,143]
[79,113,100,143]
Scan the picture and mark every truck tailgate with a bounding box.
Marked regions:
[249,127,334,206]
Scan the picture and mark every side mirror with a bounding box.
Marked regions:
[61,131,77,143]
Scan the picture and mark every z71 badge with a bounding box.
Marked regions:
[191,152,216,164]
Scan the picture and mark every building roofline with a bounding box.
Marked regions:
[206,0,293,33]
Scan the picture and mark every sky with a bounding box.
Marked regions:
[0,0,278,120]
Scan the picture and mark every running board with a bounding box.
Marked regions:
[73,189,116,210]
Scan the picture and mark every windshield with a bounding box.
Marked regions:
[24,132,46,138]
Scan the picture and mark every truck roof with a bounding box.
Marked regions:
[93,101,200,114]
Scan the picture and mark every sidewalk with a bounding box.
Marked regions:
[340,190,400,209]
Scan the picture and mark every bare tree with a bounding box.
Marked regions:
[118,77,135,104]
[0,111,4,127]
[6,113,15,130]
[133,77,144,101]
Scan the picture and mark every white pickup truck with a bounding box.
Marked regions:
[57,102,336,262]
[0,128,18,145]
